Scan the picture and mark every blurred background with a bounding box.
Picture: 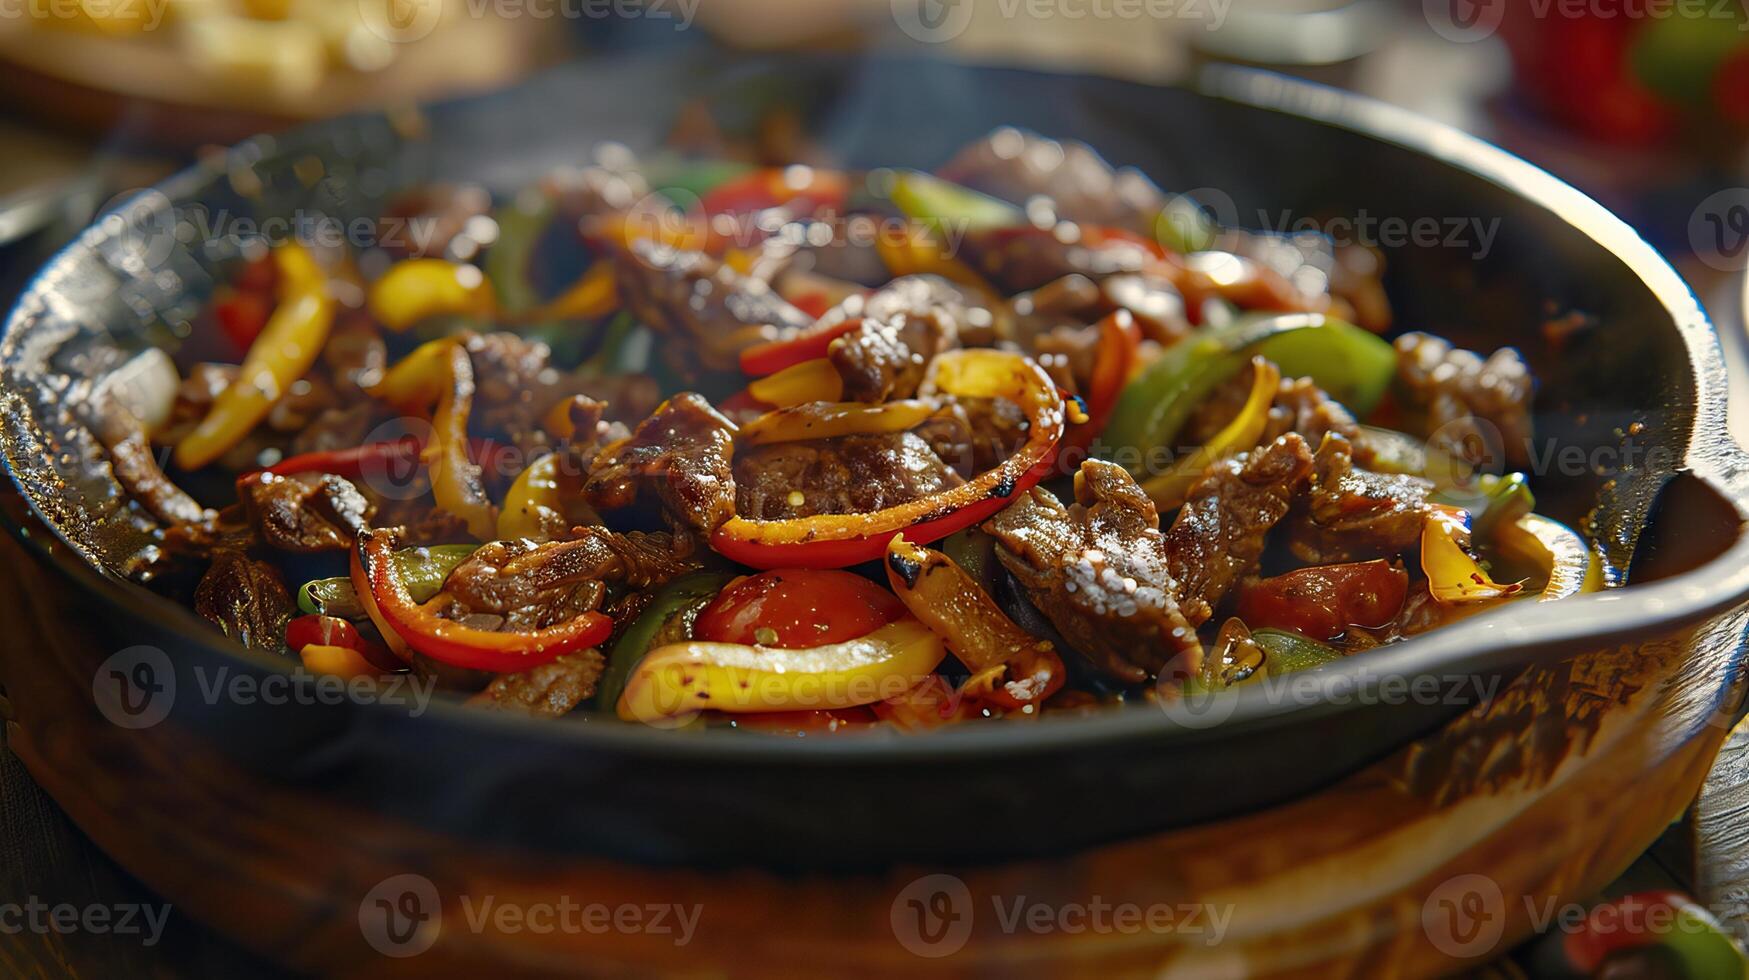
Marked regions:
[8,0,1749,430]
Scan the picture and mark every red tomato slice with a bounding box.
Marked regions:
[695,569,905,648]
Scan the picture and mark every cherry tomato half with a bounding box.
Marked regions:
[695,569,905,648]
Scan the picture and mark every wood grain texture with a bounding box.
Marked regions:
[1,523,1744,978]
[1696,714,1749,944]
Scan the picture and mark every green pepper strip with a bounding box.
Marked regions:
[485,194,553,316]
[595,571,734,711]
[1103,313,1396,473]
[297,544,478,617]
[1252,629,1345,677]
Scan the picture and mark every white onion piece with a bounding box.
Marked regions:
[98,348,179,438]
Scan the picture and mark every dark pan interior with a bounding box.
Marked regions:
[2,52,1743,869]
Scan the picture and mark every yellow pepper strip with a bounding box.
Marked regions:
[497,453,599,542]
[367,259,495,332]
[367,338,498,541]
[521,260,616,323]
[175,243,334,470]
[298,644,381,680]
[590,213,712,254]
[885,536,1065,709]
[1495,513,1602,601]
[746,357,844,408]
[1141,357,1280,511]
[738,399,936,446]
[541,398,580,440]
[367,335,454,409]
[1422,504,1524,605]
[875,228,1001,300]
[617,618,947,724]
[722,247,760,276]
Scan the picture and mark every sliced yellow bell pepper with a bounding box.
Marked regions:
[1141,357,1279,511]
[738,399,936,446]
[522,260,617,323]
[1496,513,1602,601]
[591,212,713,255]
[617,618,947,723]
[298,644,381,680]
[746,357,843,408]
[1423,504,1524,605]
[875,227,1001,300]
[367,338,497,541]
[367,259,495,332]
[175,243,334,470]
[497,453,600,542]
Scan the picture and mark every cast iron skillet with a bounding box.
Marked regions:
[5,52,1749,871]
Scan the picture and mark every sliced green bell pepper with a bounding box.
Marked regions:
[1252,629,1345,677]
[890,170,1024,232]
[595,571,734,711]
[296,544,477,617]
[1103,313,1396,474]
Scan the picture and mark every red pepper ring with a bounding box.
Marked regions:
[355,529,612,672]
[738,317,862,377]
[710,349,1066,570]
[255,437,517,481]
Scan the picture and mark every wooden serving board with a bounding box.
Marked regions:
[2,522,1745,978]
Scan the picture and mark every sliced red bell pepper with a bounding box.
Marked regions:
[787,291,833,321]
[261,437,517,482]
[355,529,612,672]
[285,614,401,672]
[700,167,849,217]
[213,288,273,352]
[710,349,1066,569]
[738,317,862,377]
[1059,309,1142,459]
[1563,890,1748,976]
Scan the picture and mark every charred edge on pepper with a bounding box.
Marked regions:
[886,550,925,589]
